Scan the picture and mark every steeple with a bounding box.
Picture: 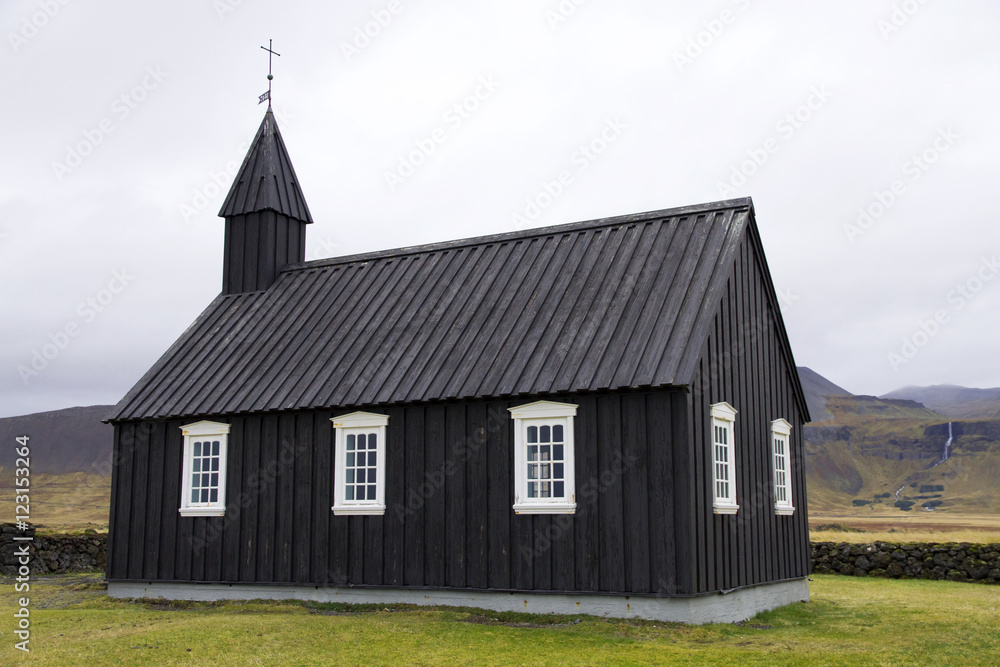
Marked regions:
[218,109,312,294]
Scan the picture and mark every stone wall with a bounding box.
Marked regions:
[0,524,107,576]
[811,541,1000,583]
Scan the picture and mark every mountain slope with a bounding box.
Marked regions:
[797,366,853,423]
[882,385,1000,420]
[804,394,1000,514]
[0,406,113,474]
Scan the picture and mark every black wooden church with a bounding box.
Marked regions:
[106,108,811,623]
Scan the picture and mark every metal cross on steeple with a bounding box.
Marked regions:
[259,39,280,107]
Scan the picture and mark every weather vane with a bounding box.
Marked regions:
[259,39,280,107]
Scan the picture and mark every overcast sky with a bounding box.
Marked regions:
[2,1,998,418]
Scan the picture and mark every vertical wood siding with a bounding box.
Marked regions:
[682,232,811,595]
[223,211,306,294]
[108,391,687,594]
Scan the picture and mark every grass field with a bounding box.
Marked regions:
[1,573,998,665]
[0,472,110,532]
[809,510,1000,544]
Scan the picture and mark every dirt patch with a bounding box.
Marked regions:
[459,613,583,629]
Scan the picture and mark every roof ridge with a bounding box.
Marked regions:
[284,197,752,273]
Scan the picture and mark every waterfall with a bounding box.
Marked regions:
[932,422,954,467]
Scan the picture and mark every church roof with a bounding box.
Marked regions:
[110,198,797,422]
[218,109,313,223]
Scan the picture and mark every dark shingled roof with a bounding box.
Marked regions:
[218,109,313,223]
[110,198,783,422]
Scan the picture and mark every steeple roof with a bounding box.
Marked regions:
[219,109,313,223]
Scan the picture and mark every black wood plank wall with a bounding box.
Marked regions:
[107,390,687,595]
[683,232,810,595]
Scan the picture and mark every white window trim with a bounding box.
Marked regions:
[509,400,577,515]
[771,418,795,516]
[332,412,389,516]
[710,402,739,515]
[179,421,230,517]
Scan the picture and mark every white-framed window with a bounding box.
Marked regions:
[509,400,577,514]
[771,418,795,515]
[179,421,230,517]
[710,402,739,514]
[332,412,389,516]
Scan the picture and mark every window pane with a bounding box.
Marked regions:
[191,490,199,503]
[347,434,355,450]
[528,482,537,498]
[540,482,551,498]
[553,424,563,442]
[368,485,376,499]
[554,463,564,479]
[211,473,219,487]
[528,464,537,480]
[357,452,366,467]
[539,446,550,461]
[358,433,367,449]
[201,489,209,503]
[210,489,218,503]
[201,473,210,487]
[527,445,538,461]
[367,468,376,483]
[554,481,564,497]
[540,463,550,480]
[211,458,219,472]
[194,441,202,457]
[212,441,220,456]
[193,459,201,473]
[540,425,550,443]
[527,426,537,443]
[346,486,354,500]
[553,444,563,461]
[369,433,377,448]
[346,470,355,484]
[347,453,355,467]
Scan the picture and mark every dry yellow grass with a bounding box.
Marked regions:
[810,510,1000,544]
[0,472,110,532]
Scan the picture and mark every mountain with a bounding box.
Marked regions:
[881,385,1000,420]
[796,366,853,423]
[0,405,114,475]
[803,391,1000,514]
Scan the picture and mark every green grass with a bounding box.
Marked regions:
[2,574,999,665]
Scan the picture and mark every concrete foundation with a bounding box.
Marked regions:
[108,578,809,625]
